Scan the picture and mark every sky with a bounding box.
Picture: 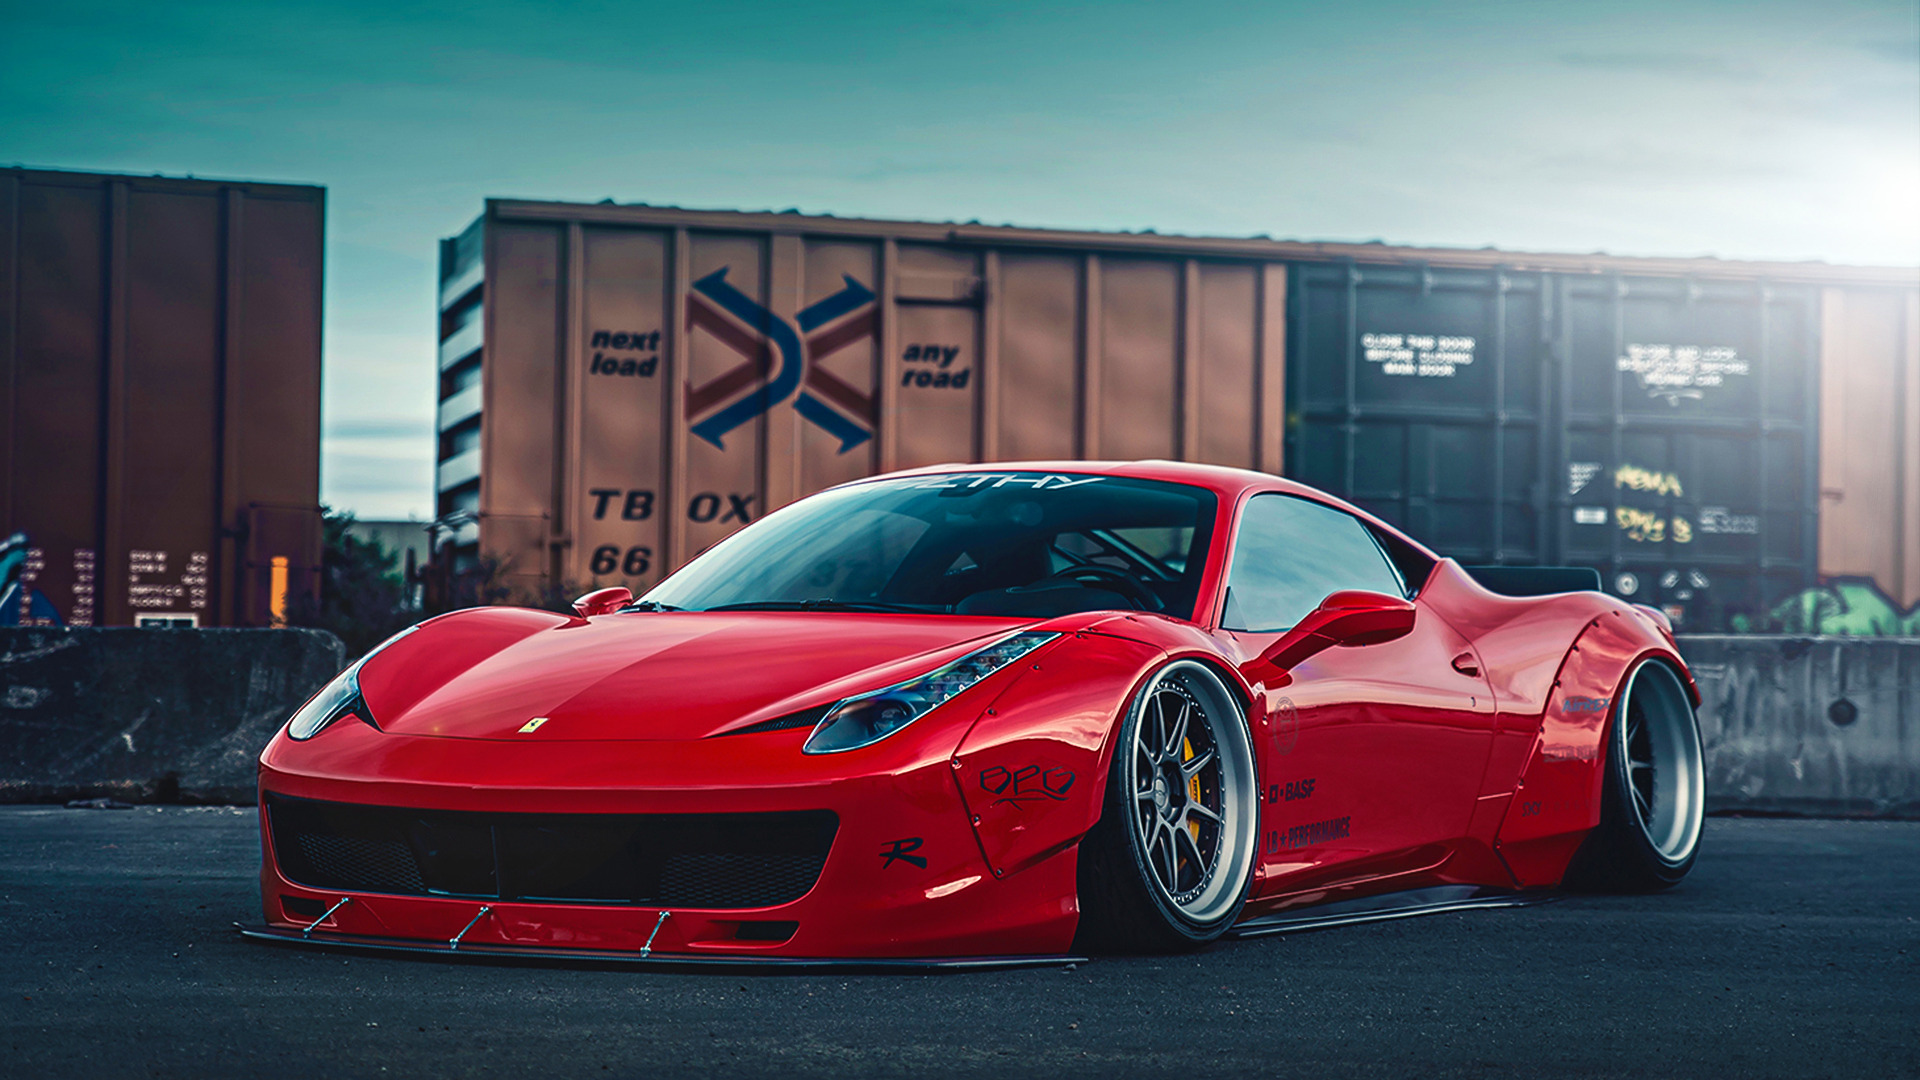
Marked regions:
[4,0,1917,520]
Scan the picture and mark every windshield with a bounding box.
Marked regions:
[644,472,1218,619]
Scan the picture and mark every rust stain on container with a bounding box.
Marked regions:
[0,168,324,627]
[436,200,1916,623]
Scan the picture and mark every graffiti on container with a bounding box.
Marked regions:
[901,343,971,389]
[1571,463,1719,543]
[0,533,63,627]
[1361,333,1475,377]
[684,268,877,453]
[1616,343,1750,405]
[589,329,660,378]
[1615,507,1692,543]
[1614,464,1684,498]
[1767,577,1920,636]
[1571,461,1686,499]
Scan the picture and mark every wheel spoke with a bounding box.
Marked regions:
[1157,823,1179,890]
[1630,782,1652,822]
[1144,698,1168,765]
[1164,698,1190,760]
[1184,801,1224,827]
[1173,822,1209,881]
[1180,748,1215,780]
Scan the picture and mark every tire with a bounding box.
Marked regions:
[1567,657,1705,891]
[1075,661,1258,952]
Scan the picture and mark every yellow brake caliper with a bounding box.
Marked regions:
[1182,738,1203,843]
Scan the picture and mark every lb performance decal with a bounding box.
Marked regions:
[1264,816,1351,854]
[684,268,878,453]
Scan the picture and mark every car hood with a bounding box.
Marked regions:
[355,607,1039,741]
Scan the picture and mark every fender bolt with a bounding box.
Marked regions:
[994,868,1004,878]
[972,816,981,825]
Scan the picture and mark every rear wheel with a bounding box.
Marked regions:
[1568,657,1704,891]
[1075,661,1257,952]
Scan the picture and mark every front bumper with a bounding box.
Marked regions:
[254,717,1084,961]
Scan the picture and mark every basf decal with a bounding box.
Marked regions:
[684,268,878,453]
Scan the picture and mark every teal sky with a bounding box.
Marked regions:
[4,0,1917,519]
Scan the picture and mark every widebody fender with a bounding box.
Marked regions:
[953,628,1167,879]
[1493,608,1689,886]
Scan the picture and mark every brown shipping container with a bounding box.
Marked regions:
[0,168,324,628]
[437,200,1917,623]
[1818,286,1920,609]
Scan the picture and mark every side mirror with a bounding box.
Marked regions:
[1256,590,1416,675]
[572,586,634,618]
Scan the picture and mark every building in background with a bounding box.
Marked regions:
[342,518,431,611]
[435,199,1918,632]
[0,167,324,627]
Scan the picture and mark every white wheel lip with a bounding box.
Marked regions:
[1616,658,1705,866]
[1120,661,1257,927]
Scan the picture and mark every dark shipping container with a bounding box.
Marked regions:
[0,168,324,627]
[1289,263,1827,630]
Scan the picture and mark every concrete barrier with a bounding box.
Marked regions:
[1680,635,1919,818]
[0,628,344,804]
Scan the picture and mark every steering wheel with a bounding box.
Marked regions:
[1038,564,1163,610]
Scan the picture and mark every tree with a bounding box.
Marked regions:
[286,508,415,657]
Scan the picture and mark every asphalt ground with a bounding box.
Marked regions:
[1,808,1914,1080]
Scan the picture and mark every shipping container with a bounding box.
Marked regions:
[1817,286,1920,613]
[1289,264,1828,630]
[437,200,1917,630]
[0,167,324,628]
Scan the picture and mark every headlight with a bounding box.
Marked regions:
[803,632,1057,754]
[286,626,419,741]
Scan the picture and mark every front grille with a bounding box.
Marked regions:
[296,832,427,893]
[267,794,837,909]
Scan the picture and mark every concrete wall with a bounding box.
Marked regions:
[0,627,343,803]
[1681,635,1919,817]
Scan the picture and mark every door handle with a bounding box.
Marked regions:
[1451,652,1480,677]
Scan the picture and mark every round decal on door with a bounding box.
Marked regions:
[1272,696,1299,755]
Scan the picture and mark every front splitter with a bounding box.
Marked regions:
[236,924,1086,972]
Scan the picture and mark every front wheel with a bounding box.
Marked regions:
[1567,657,1705,891]
[1075,661,1258,952]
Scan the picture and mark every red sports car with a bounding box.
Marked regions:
[246,461,1704,964]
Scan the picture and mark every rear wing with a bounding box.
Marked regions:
[1462,565,1602,597]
